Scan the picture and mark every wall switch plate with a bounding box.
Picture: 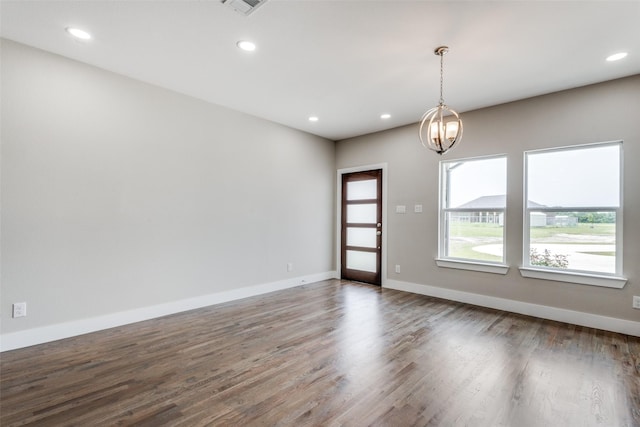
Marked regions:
[13,302,27,318]
[395,264,401,273]
[396,205,406,214]
[414,204,423,213]
[633,296,640,309]
[287,262,293,272]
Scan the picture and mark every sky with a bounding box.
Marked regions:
[446,143,620,209]
[446,157,506,208]
[527,144,619,208]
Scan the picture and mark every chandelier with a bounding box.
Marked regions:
[419,46,463,155]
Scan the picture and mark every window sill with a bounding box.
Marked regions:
[519,267,627,289]
[435,258,509,275]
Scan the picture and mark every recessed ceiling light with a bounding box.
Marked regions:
[380,113,391,119]
[308,116,319,122]
[237,40,256,52]
[66,27,91,40]
[606,52,628,62]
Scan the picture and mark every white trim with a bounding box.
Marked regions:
[435,258,509,275]
[524,140,623,155]
[336,163,388,286]
[439,154,508,264]
[617,141,624,275]
[519,267,627,288]
[523,141,624,277]
[384,279,639,337]
[0,271,337,352]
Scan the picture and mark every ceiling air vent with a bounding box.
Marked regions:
[221,0,268,16]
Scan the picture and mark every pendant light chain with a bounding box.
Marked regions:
[439,51,445,106]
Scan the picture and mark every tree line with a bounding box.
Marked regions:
[569,212,615,223]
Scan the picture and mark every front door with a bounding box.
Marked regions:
[341,169,382,285]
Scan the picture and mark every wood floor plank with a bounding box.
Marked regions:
[1,280,638,426]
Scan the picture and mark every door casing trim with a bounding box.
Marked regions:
[336,163,388,286]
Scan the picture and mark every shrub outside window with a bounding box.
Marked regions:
[523,142,622,277]
[439,155,507,265]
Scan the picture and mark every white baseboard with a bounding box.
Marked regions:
[0,271,338,352]
[384,279,640,337]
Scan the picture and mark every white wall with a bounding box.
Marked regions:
[337,75,640,328]
[2,39,637,350]
[1,40,336,341]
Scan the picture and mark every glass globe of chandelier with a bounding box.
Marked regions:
[419,46,463,155]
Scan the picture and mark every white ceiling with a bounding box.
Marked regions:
[1,0,639,141]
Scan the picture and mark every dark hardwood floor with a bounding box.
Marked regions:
[1,280,639,426]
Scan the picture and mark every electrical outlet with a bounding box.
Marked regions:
[395,264,401,274]
[633,296,640,310]
[12,302,27,318]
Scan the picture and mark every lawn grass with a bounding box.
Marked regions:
[446,222,614,262]
[449,223,503,238]
[447,223,503,261]
[529,223,614,238]
[448,242,502,262]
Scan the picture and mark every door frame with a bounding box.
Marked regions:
[336,163,388,287]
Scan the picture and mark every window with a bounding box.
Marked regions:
[522,141,625,287]
[438,155,508,273]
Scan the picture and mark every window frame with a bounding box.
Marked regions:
[436,154,509,275]
[520,141,626,288]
